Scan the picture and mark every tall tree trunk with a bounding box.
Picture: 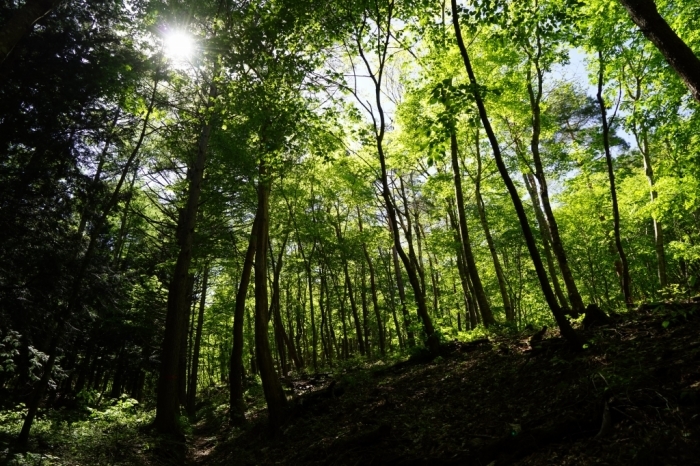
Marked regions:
[597,52,634,308]
[380,247,404,350]
[392,243,415,347]
[229,215,259,425]
[631,123,667,288]
[617,0,700,102]
[359,264,371,356]
[187,266,208,417]
[474,182,513,320]
[522,173,569,309]
[356,8,438,354]
[526,63,586,316]
[333,209,365,355]
[447,206,477,330]
[358,211,385,355]
[153,75,217,436]
[470,127,513,319]
[450,130,495,325]
[179,276,195,407]
[269,236,290,374]
[269,241,301,371]
[451,0,581,347]
[254,160,287,437]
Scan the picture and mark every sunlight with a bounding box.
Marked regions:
[164,30,195,62]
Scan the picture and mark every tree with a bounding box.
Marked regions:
[617,0,700,102]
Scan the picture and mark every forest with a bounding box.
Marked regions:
[1,0,699,464]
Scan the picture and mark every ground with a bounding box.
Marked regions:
[187,305,700,466]
[2,305,699,465]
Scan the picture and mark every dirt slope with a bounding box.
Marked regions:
[189,305,700,466]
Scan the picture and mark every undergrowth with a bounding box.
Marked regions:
[0,395,155,466]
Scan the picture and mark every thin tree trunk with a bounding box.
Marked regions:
[631,123,667,288]
[269,236,289,374]
[229,215,259,424]
[187,266,208,417]
[596,51,633,308]
[451,0,581,347]
[392,243,415,347]
[356,9,438,354]
[333,209,365,356]
[358,211,385,355]
[380,247,404,349]
[447,207,476,330]
[526,61,585,316]
[254,160,287,437]
[450,130,494,325]
[522,172,569,309]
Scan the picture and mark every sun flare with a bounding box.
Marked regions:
[164,30,195,62]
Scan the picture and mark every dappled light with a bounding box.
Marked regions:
[1,0,699,464]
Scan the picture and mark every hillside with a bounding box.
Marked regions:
[189,305,700,466]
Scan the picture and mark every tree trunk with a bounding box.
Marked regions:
[392,243,415,347]
[447,207,477,330]
[450,130,494,325]
[178,275,195,408]
[187,266,208,417]
[332,209,365,356]
[356,11,438,354]
[596,52,633,308]
[154,75,216,436]
[254,160,287,437]
[523,172,569,309]
[358,211,385,356]
[359,263,371,356]
[526,63,586,316]
[269,236,294,374]
[617,0,700,102]
[229,215,258,424]
[631,124,667,288]
[451,0,581,348]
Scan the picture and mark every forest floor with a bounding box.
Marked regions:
[2,304,699,466]
[186,304,700,466]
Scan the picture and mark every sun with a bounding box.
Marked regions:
[164,30,195,62]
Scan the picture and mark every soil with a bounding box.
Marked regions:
[186,305,700,466]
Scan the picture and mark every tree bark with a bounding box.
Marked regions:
[617,0,700,102]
